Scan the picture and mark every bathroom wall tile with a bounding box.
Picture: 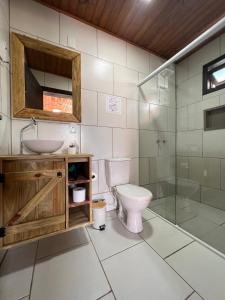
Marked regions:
[158,132,175,156]
[187,102,203,130]
[130,158,139,185]
[149,53,164,72]
[220,32,225,55]
[149,156,174,183]
[60,14,97,56]
[202,94,220,109]
[12,119,38,154]
[0,114,10,155]
[220,159,225,190]
[219,92,225,105]
[0,63,10,117]
[0,2,9,62]
[139,102,151,130]
[176,178,200,202]
[149,104,168,131]
[139,130,158,158]
[81,126,112,160]
[92,160,99,194]
[201,186,225,210]
[10,0,59,43]
[98,160,109,193]
[176,156,189,179]
[139,158,150,185]
[177,130,202,157]
[126,99,139,129]
[177,107,188,131]
[97,30,126,65]
[38,121,80,153]
[127,43,149,74]
[0,242,37,300]
[188,38,220,78]
[113,128,138,158]
[44,73,69,91]
[81,89,98,126]
[203,130,225,158]
[114,64,139,100]
[189,157,220,189]
[81,53,113,94]
[98,93,126,128]
[139,73,159,104]
[176,58,188,84]
[0,0,9,25]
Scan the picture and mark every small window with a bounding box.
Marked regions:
[203,54,225,95]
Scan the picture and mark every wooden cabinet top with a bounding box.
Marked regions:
[0,153,93,160]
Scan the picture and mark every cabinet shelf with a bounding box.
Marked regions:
[68,179,91,185]
[69,208,89,228]
[69,200,91,208]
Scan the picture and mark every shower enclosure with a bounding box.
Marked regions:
[139,21,225,256]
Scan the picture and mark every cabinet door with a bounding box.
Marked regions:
[1,159,66,247]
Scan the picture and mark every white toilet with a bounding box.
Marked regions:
[105,158,153,233]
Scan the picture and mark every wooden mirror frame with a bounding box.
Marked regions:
[11,32,81,122]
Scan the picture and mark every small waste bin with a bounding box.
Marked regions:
[92,200,106,230]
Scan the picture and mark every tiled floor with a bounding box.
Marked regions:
[1,208,225,300]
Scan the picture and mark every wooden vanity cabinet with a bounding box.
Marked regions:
[0,154,92,249]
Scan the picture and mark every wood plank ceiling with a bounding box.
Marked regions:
[35,0,225,58]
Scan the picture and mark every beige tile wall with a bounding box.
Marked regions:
[176,33,225,209]
[0,0,164,205]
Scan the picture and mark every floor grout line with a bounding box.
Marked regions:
[96,290,113,300]
[28,241,39,300]
[163,240,195,260]
[86,227,117,300]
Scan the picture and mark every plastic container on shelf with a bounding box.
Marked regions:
[92,200,106,230]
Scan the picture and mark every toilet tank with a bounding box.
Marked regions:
[105,158,131,187]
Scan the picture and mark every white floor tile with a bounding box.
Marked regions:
[106,210,118,221]
[37,227,90,259]
[0,242,37,300]
[87,218,142,260]
[140,217,193,258]
[100,292,115,300]
[166,242,225,300]
[188,292,203,300]
[103,242,193,300]
[201,226,225,254]
[142,208,156,222]
[31,244,110,300]
[180,216,218,238]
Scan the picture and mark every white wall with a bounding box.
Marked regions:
[0,0,164,202]
[176,33,225,210]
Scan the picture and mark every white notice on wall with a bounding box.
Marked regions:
[106,96,122,114]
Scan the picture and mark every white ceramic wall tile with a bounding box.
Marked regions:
[139,73,159,104]
[114,64,139,100]
[187,102,203,130]
[221,159,225,190]
[0,114,10,155]
[149,53,164,72]
[149,156,174,183]
[81,126,112,160]
[176,58,188,84]
[0,63,10,117]
[97,30,126,65]
[103,242,193,300]
[130,158,139,185]
[81,89,98,126]
[0,0,9,25]
[149,104,168,131]
[139,130,158,157]
[203,130,225,158]
[166,242,225,300]
[92,160,99,194]
[202,95,220,109]
[126,99,139,129]
[168,108,176,132]
[140,157,150,185]
[11,119,38,154]
[176,157,189,179]
[221,32,225,55]
[140,217,193,258]
[139,102,151,130]
[177,107,188,131]
[81,53,113,94]
[98,93,126,128]
[0,242,37,300]
[0,4,9,62]
[113,128,138,158]
[189,157,220,189]
[60,14,97,56]
[10,0,59,43]
[31,244,110,300]
[127,43,149,73]
[87,218,142,260]
[38,121,80,153]
[158,132,175,157]
[177,130,202,157]
[98,160,109,193]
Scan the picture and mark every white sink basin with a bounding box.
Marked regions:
[23,139,64,154]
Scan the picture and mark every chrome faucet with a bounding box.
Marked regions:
[20,117,37,154]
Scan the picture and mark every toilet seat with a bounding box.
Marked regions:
[116,184,152,202]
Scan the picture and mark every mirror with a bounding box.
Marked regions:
[11,33,81,122]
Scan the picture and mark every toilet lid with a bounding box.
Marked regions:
[116,184,152,200]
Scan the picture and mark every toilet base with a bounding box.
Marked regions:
[119,210,143,233]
